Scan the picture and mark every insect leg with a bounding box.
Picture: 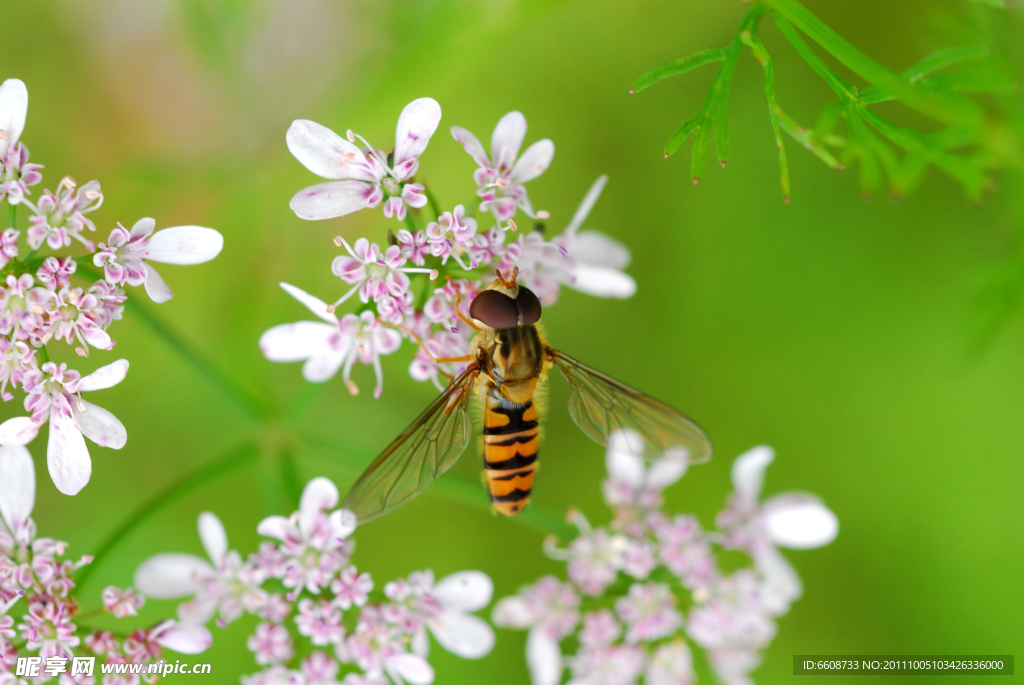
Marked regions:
[377,318,474,365]
[444,276,483,331]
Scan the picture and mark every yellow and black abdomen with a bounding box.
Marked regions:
[483,394,539,516]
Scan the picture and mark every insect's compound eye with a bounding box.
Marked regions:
[515,285,542,325]
[469,289,520,328]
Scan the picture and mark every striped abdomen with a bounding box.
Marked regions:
[483,394,539,516]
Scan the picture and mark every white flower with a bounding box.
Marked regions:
[134,511,265,627]
[0,359,128,496]
[288,98,441,222]
[603,428,688,513]
[0,444,36,553]
[93,218,224,304]
[148,618,214,654]
[492,576,580,685]
[260,283,401,398]
[716,446,839,614]
[646,640,695,685]
[256,477,355,595]
[451,111,553,223]
[329,237,433,319]
[544,510,626,596]
[386,570,495,659]
[0,79,42,205]
[0,79,28,152]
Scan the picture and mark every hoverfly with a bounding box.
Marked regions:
[342,267,712,524]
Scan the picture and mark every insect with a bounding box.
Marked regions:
[342,267,712,525]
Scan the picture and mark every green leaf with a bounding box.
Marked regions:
[714,90,730,166]
[742,25,792,200]
[631,47,729,93]
[664,115,702,157]
[691,116,712,182]
[860,45,999,104]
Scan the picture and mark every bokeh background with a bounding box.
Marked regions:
[5,0,1023,682]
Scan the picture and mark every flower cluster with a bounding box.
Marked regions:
[0,444,211,685]
[492,431,838,685]
[132,476,496,685]
[263,99,636,397]
[0,79,224,496]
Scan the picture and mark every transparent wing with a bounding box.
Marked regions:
[343,363,480,525]
[548,349,712,462]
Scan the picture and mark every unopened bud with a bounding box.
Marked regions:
[75,347,87,357]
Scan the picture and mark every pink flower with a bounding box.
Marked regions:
[295,598,345,647]
[331,566,373,610]
[614,582,683,644]
[23,177,102,251]
[686,571,776,652]
[578,611,621,648]
[84,630,119,655]
[256,478,354,595]
[566,642,644,685]
[0,230,18,270]
[646,640,695,685]
[330,237,432,315]
[248,622,294,666]
[343,607,434,685]
[18,598,79,658]
[287,99,441,222]
[101,586,145,618]
[651,514,716,592]
[260,284,402,397]
[302,651,341,685]
[423,206,478,269]
[0,80,43,205]
[544,511,626,596]
[492,577,580,685]
[451,111,554,223]
[396,229,429,266]
[242,665,306,685]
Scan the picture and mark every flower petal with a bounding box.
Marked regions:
[299,477,339,536]
[491,111,527,163]
[761,494,838,548]
[302,352,346,383]
[527,628,563,685]
[491,596,535,628]
[754,545,802,616]
[450,126,491,168]
[260,322,336,364]
[572,230,631,270]
[0,445,34,532]
[388,653,434,685]
[73,399,127,450]
[280,282,336,324]
[134,553,215,598]
[731,446,774,501]
[430,610,495,659]
[327,509,356,541]
[79,359,129,391]
[0,79,28,147]
[645,447,689,490]
[47,408,91,496]
[146,227,224,265]
[153,622,213,654]
[564,175,607,238]
[606,429,645,489]
[569,265,636,299]
[394,97,442,173]
[144,264,173,303]
[0,416,40,446]
[256,515,296,543]
[433,571,493,611]
[130,217,156,240]
[509,139,554,184]
[289,180,378,221]
[177,594,220,626]
[286,119,375,181]
[198,512,227,567]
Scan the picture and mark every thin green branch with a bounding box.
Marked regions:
[631,47,730,93]
[75,441,260,589]
[860,45,998,104]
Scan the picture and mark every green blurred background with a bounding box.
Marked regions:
[4,0,1023,682]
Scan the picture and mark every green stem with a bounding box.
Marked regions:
[75,441,260,589]
[21,249,38,265]
[422,183,443,221]
[36,344,50,365]
[404,212,419,234]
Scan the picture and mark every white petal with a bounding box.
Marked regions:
[708,648,761,685]
[198,512,227,566]
[0,445,34,532]
[569,265,636,299]
[0,416,40,446]
[0,79,28,147]
[411,627,430,658]
[645,448,689,490]
[564,176,607,238]
[491,596,534,628]
[491,111,527,163]
[762,494,838,548]
[134,553,215,598]
[73,399,127,450]
[256,515,295,542]
[450,126,491,168]
[79,359,129,391]
[394,97,442,171]
[47,409,91,496]
[260,321,336,363]
[328,509,355,541]
[280,282,336,324]
[154,622,213,654]
[81,327,114,351]
[146,227,224,265]
[299,477,339,536]
[176,594,220,625]
[389,653,434,685]
[289,180,377,220]
[286,119,374,181]
[605,429,645,488]
[144,264,173,303]
[509,139,554,184]
[731,446,774,500]
[430,610,495,659]
[433,571,493,611]
[527,628,563,685]
[130,217,156,240]
[754,545,802,616]
[302,352,346,383]
[572,230,631,270]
